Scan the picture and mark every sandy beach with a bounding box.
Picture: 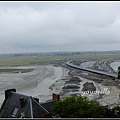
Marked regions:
[0,65,68,105]
[0,60,120,108]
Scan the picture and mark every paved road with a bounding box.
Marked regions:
[66,60,117,78]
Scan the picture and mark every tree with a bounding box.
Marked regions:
[118,66,120,71]
[117,66,120,79]
[112,106,120,117]
[51,96,106,118]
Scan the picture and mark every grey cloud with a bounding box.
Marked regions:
[0,1,120,53]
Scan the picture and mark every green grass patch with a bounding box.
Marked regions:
[0,68,34,73]
[0,53,120,66]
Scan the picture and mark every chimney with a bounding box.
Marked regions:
[52,93,60,101]
[5,88,16,99]
[19,97,24,108]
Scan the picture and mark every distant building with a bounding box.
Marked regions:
[0,89,60,118]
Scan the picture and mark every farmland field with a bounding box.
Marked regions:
[0,53,120,67]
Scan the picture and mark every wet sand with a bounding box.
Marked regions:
[0,65,67,105]
[0,61,120,108]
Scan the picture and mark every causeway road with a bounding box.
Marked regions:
[66,60,117,78]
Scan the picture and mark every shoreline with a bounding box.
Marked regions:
[0,65,65,105]
[0,60,120,108]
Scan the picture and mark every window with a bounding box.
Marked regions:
[11,107,18,117]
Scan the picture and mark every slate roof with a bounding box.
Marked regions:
[41,100,56,112]
[0,89,55,118]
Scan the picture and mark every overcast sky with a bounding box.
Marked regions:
[0,1,120,53]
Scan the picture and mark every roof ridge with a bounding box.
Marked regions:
[32,97,49,114]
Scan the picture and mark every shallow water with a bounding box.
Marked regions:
[110,61,120,71]
[0,65,63,105]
